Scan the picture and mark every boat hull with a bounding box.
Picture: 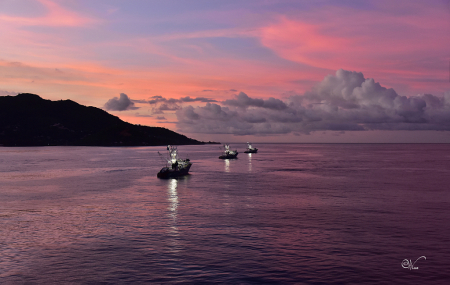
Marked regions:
[244,149,258,153]
[219,153,238,159]
[157,164,192,179]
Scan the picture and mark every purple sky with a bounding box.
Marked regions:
[1,0,450,142]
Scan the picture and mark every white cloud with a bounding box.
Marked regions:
[176,69,450,135]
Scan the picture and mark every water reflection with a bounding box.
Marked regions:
[167,179,178,217]
[167,178,179,239]
[248,153,252,172]
[224,159,230,172]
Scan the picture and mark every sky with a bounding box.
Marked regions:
[1,0,450,143]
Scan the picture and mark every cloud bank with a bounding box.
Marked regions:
[147,95,217,112]
[104,93,138,111]
[176,69,450,135]
[223,92,287,110]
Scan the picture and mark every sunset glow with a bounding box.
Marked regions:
[1,0,449,142]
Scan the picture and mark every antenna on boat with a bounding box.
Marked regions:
[157,151,168,166]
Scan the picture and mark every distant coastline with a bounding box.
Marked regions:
[0,93,218,147]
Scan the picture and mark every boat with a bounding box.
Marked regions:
[219,144,238,159]
[157,145,192,179]
[244,142,258,153]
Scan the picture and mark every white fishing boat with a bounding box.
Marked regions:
[244,142,258,153]
[219,144,238,159]
[157,145,192,178]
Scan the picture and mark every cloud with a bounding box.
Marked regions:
[223,92,287,110]
[147,96,165,104]
[258,8,450,96]
[176,69,450,135]
[147,95,217,104]
[104,93,139,111]
[0,90,18,96]
[180,96,217,103]
[202,89,238,93]
[146,95,217,111]
[156,116,166,120]
[159,103,180,111]
[150,108,164,115]
[260,11,449,72]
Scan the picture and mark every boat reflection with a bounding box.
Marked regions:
[224,159,230,172]
[167,178,178,217]
[166,178,181,252]
[248,153,252,172]
[165,175,190,245]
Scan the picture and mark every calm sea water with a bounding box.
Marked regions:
[1,144,450,284]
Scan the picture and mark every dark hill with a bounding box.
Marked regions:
[0,93,202,146]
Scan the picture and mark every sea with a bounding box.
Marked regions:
[1,144,450,284]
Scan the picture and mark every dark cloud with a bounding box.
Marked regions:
[176,102,297,135]
[176,69,450,135]
[146,95,216,111]
[202,89,237,93]
[224,92,288,110]
[159,103,181,111]
[150,108,165,115]
[156,116,166,120]
[147,95,216,104]
[104,93,139,111]
[180,96,217,103]
[147,96,165,104]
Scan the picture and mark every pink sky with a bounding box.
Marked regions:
[1,0,450,142]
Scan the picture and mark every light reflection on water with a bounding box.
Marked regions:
[224,159,230,172]
[167,178,179,252]
[168,178,178,215]
[1,144,450,284]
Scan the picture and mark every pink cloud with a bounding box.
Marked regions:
[259,5,450,95]
[260,17,351,69]
[261,12,449,70]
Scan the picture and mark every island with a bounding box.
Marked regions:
[0,93,205,147]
